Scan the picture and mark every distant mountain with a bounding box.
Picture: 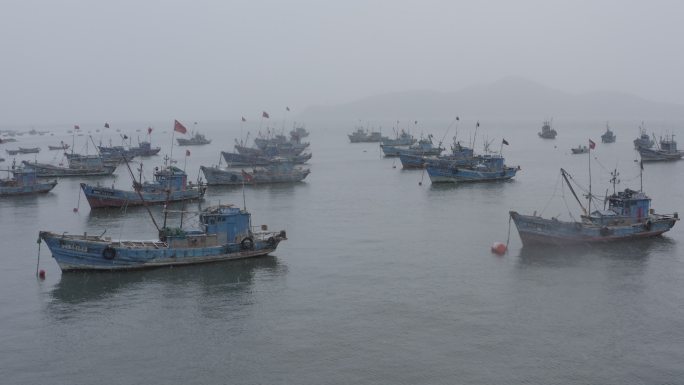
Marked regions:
[299,77,684,121]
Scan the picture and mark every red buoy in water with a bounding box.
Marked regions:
[38,270,46,279]
[491,242,507,255]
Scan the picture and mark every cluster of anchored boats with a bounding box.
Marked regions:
[349,119,680,246]
[2,120,312,272]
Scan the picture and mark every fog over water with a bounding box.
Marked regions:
[1,0,684,125]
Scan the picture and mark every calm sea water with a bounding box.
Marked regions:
[2,119,684,384]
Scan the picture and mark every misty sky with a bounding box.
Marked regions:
[1,0,682,125]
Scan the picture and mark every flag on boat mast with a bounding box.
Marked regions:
[174,120,188,134]
[241,116,247,122]
[262,111,270,118]
[104,122,110,128]
[589,139,596,150]
[502,139,509,145]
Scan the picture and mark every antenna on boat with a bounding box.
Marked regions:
[122,155,161,232]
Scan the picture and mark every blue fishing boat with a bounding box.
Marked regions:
[638,135,683,162]
[0,165,57,196]
[99,141,161,157]
[426,154,519,183]
[38,204,287,271]
[381,135,444,157]
[81,165,206,208]
[22,160,117,177]
[380,130,416,146]
[221,151,311,167]
[510,168,678,246]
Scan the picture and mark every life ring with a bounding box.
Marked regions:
[600,227,612,236]
[102,246,116,260]
[267,237,276,247]
[240,237,254,250]
[645,220,652,231]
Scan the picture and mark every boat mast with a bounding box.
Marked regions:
[561,168,587,215]
[588,141,592,213]
[122,156,161,232]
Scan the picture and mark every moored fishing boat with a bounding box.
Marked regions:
[0,165,57,196]
[380,130,416,146]
[221,151,311,167]
[18,147,40,154]
[400,140,474,169]
[510,168,678,246]
[381,135,444,157]
[38,204,287,271]
[81,165,206,208]
[638,135,683,162]
[176,132,211,146]
[48,142,70,150]
[633,125,654,149]
[601,123,616,143]
[201,161,310,185]
[571,145,589,154]
[538,119,557,139]
[22,160,117,177]
[348,127,382,143]
[426,154,519,183]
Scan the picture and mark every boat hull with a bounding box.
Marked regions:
[0,181,57,196]
[638,148,683,162]
[510,211,678,246]
[39,231,283,271]
[200,166,310,185]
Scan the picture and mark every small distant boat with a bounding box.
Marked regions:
[18,147,40,154]
[201,161,310,185]
[538,119,557,139]
[571,145,589,154]
[221,151,311,167]
[380,130,416,146]
[177,132,211,146]
[601,123,616,143]
[633,125,654,149]
[426,154,519,183]
[348,127,382,143]
[39,204,287,271]
[80,165,206,208]
[639,135,683,162]
[0,165,57,196]
[510,168,678,246]
[98,141,161,157]
[48,143,70,150]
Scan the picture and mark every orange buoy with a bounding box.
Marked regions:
[38,270,46,279]
[491,242,507,255]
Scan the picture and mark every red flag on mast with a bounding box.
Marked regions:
[148,127,153,135]
[186,149,190,156]
[174,120,187,134]
[241,169,254,182]
[241,117,247,122]
[589,139,596,149]
[262,111,270,119]
[74,124,80,130]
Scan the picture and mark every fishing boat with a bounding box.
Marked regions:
[348,127,382,143]
[571,145,589,154]
[99,141,161,157]
[201,161,310,185]
[0,165,57,196]
[38,203,287,271]
[5,149,20,155]
[633,126,654,149]
[380,130,416,146]
[176,132,211,146]
[400,140,474,169]
[538,120,557,139]
[48,142,70,150]
[22,160,117,177]
[601,123,616,143]
[381,135,444,157]
[510,168,678,246]
[426,154,519,183]
[19,147,42,154]
[221,151,311,167]
[80,165,206,208]
[638,135,683,162]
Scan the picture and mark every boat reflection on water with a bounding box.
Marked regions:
[515,236,675,267]
[47,256,283,309]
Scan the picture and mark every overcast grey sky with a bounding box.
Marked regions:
[1,0,682,125]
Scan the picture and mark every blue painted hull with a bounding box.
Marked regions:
[426,165,518,183]
[39,231,283,271]
[81,183,205,208]
[510,211,678,246]
[0,181,57,196]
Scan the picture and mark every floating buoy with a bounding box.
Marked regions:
[38,270,46,279]
[491,242,507,255]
